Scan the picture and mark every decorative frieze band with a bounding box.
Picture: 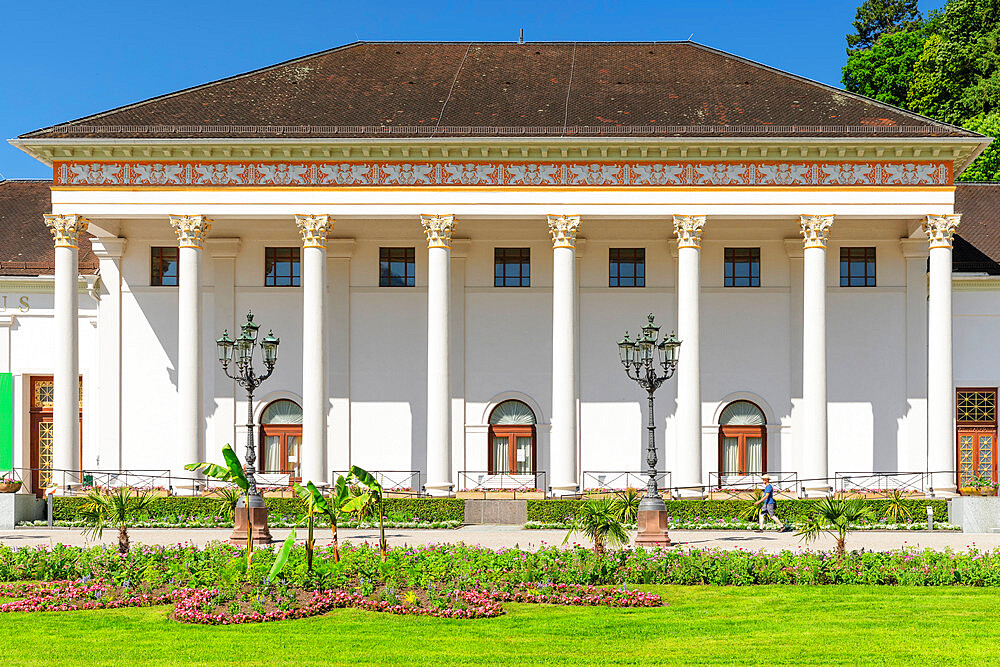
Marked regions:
[800,215,834,249]
[673,215,706,249]
[43,214,90,248]
[421,215,457,249]
[52,160,953,188]
[169,215,212,249]
[923,214,961,249]
[295,214,335,249]
[548,215,581,249]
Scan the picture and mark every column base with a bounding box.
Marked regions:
[229,506,273,546]
[550,483,579,497]
[424,483,454,497]
[673,486,703,499]
[634,509,671,548]
[802,485,833,498]
[929,486,958,498]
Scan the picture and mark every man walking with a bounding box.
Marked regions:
[755,475,792,532]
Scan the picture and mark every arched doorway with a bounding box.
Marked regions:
[259,399,302,481]
[488,400,536,474]
[718,400,766,476]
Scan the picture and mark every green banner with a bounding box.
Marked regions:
[0,373,12,471]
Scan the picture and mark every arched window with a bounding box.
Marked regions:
[718,400,766,476]
[260,399,303,480]
[488,400,536,474]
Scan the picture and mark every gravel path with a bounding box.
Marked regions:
[2,526,1000,553]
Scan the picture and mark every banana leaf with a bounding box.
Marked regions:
[267,528,297,584]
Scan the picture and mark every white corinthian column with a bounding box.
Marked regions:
[170,215,211,484]
[549,215,581,495]
[673,215,705,496]
[423,215,456,495]
[44,214,89,486]
[924,214,961,495]
[800,215,833,494]
[297,214,335,486]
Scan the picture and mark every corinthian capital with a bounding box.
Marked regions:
[295,214,335,249]
[673,215,706,249]
[548,215,581,249]
[800,215,834,249]
[923,214,961,249]
[43,214,89,248]
[421,214,456,249]
[169,215,212,249]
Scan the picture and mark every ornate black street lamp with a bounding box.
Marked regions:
[217,309,279,544]
[618,314,680,546]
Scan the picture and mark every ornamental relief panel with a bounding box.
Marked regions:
[54,160,953,188]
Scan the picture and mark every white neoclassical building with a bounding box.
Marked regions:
[3,41,999,497]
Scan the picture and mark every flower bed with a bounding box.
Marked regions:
[19,518,463,530]
[0,576,661,625]
[0,579,175,613]
[525,519,960,531]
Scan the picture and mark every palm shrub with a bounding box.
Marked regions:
[562,498,628,555]
[797,496,874,558]
[79,486,155,555]
[612,488,640,524]
[216,486,242,521]
[883,489,913,524]
[739,488,765,523]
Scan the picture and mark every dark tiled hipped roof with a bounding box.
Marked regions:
[0,180,97,276]
[954,183,1000,274]
[21,42,975,140]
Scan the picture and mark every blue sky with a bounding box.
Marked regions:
[0,0,945,179]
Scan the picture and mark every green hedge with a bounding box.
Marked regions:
[526,498,949,524]
[52,496,465,523]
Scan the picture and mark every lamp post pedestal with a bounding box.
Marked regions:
[635,508,671,548]
[230,505,273,546]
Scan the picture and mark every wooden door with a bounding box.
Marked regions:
[718,425,766,476]
[28,376,82,497]
[956,389,998,490]
[260,423,303,482]
[488,425,535,474]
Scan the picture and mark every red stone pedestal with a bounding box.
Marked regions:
[229,506,273,546]
[634,509,671,548]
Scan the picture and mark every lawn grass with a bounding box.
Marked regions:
[2,586,999,665]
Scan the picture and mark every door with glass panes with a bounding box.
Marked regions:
[259,399,302,482]
[956,388,997,490]
[488,400,536,474]
[718,400,766,476]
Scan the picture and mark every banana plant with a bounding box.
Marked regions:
[326,474,352,563]
[186,444,256,567]
[342,466,387,561]
[292,481,329,571]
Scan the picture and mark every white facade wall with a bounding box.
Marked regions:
[6,205,993,493]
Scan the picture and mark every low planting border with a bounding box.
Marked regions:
[51,496,465,524]
[526,498,949,525]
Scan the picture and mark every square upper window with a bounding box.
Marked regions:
[380,247,415,287]
[494,248,531,287]
[150,247,178,286]
[724,248,760,287]
[609,248,645,287]
[265,247,301,287]
[840,247,876,287]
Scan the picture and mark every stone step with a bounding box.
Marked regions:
[463,499,527,525]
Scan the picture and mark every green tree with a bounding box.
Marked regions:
[846,0,923,51]
[562,498,628,555]
[843,29,929,106]
[797,497,874,559]
[957,112,1000,180]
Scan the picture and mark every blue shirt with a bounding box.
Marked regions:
[763,483,776,506]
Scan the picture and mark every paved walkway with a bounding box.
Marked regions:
[3,526,1000,552]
